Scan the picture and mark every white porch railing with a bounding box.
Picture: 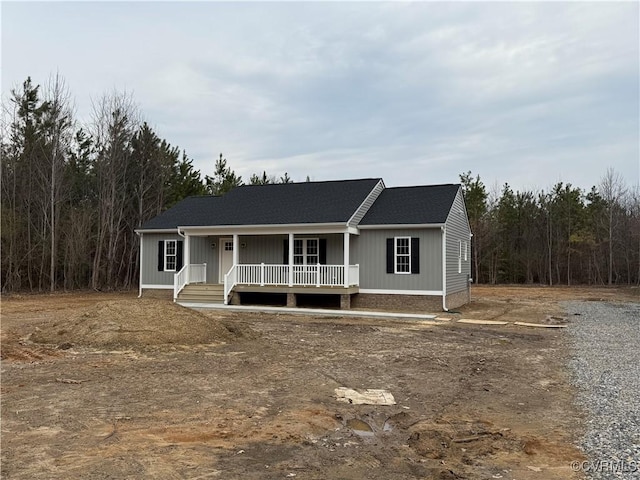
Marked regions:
[348,264,360,287]
[223,265,238,305]
[223,264,359,304]
[173,263,207,300]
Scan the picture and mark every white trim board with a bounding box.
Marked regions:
[348,179,385,227]
[134,228,179,234]
[358,289,443,296]
[140,284,173,290]
[179,223,359,236]
[358,223,444,230]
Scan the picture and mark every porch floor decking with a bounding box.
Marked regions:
[234,285,360,295]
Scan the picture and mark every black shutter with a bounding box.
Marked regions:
[283,239,289,264]
[176,240,184,270]
[386,238,394,274]
[158,241,164,271]
[411,237,420,274]
[319,239,327,265]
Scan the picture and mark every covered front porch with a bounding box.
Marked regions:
[173,229,359,305]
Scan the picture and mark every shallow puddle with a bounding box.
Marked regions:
[346,418,374,437]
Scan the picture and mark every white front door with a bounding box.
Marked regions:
[219,238,234,283]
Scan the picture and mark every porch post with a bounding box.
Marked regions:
[233,234,239,267]
[288,233,294,287]
[184,233,191,283]
[343,232,350,288]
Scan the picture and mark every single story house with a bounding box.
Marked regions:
[136,178,472,311]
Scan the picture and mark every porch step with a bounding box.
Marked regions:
[177,283,225,304]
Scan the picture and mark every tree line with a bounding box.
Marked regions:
[0,76,292,292]
[2,75,638,292]
[460,170,639,286]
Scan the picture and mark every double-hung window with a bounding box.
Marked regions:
[294,238,319,265]
[386,237,420,275]
[395,237,411,274]
[165,239,177,271]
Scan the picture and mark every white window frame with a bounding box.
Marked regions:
[164,239,177,272]
[464,241,468,262]
[394,236,411,274]
[458,240,462,274]
[293,238,319,266]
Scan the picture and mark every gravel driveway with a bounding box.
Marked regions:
[566,301,640,480]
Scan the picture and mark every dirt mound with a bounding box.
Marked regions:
[0,331,63,361]
[30,299,256,348]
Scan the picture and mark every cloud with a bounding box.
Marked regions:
[2,1,638,192]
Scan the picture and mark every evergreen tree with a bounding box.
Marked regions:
[205,153,243,195]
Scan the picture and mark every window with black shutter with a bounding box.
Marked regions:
[386,237,420,274]
[159,239,183,272]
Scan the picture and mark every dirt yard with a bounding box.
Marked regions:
[1,286,637,479]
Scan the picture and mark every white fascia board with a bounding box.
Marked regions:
[359,288,443,296]
[358,223,444,230]
[180,223,351,236]
[347,179,386,227]
[445,186,472,234]
[135,228,179,234]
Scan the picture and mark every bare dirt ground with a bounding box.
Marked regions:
[1,286,638,479]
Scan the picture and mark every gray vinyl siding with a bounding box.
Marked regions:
[140,232,182,286]
[445,188,472,294]
[188,236,219,283]
[140,233,219,286]
[239,234,344,265]
[348,180,385,227]
[351,229,443,291]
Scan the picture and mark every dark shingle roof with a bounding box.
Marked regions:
[140,178,382,229]
[139,196,224,230]
[360,184,460,225]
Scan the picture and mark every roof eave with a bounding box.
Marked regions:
[178,222,359,235]
[358,223,445,230]
[135,228,180,234]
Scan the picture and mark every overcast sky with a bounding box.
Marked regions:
[3,1,639,193]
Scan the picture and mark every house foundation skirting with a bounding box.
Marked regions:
[352,289,470,312]
[445,288,470,309]
[351,293,443,312]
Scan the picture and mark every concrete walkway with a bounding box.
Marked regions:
[178,302,440,321]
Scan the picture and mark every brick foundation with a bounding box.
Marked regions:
[286,293,296,307]
[340,294,351,309]
[230,292,241,305]
[445,288,470,310]
[351,288,470,313]
[351,293,443,313]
